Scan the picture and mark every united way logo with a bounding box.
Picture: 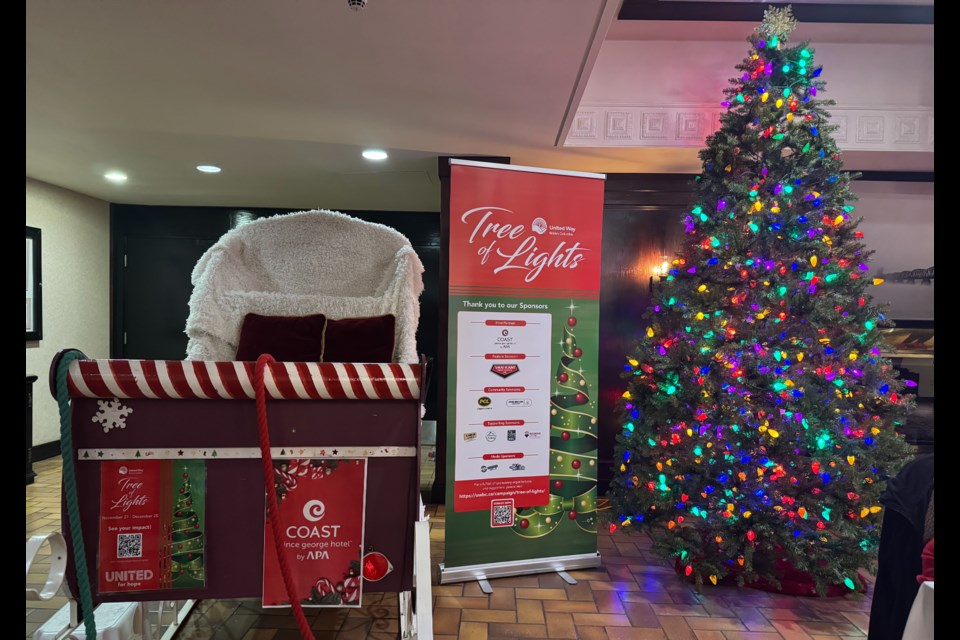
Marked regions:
[531,217,548,235]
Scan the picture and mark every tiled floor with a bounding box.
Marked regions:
[28,456,876,640]
[26,458,70,640]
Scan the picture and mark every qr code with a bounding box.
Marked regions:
[117,533,142,558]
[490,499,515,528]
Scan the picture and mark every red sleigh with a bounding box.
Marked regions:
[39,210,434,639]
[48,351,433,639]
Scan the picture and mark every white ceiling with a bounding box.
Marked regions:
[26,1,932,213]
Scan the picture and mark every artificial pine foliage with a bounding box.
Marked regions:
[609,6,915,595]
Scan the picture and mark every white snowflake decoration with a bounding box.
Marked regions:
[92,398,133,433]
[756,5,798,41]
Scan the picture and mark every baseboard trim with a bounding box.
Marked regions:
[32,440,61,462]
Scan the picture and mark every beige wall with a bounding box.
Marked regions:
[26,179,110,446]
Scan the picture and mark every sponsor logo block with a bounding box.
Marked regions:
[490,364,520,378]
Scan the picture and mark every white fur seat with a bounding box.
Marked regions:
[184,210,425,363]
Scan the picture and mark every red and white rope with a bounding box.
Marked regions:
[66,359,421,401]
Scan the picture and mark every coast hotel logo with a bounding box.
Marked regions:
[302,499,326,522]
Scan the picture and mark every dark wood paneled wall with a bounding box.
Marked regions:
[597,175,697,488]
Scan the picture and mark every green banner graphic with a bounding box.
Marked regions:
[444,296,599,568]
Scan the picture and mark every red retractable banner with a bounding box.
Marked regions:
[443,160,605,575]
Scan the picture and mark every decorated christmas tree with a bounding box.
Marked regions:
[514,306,598,537]
[171,464,205,585]
[609,6,915,595]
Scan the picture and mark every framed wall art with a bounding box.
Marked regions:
[26,226,42,341]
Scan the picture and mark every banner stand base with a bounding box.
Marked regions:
[438,551,602,586]
[556,570,578,585]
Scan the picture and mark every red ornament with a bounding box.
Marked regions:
[561,431,571,441]
[811,461,821,474]
[573,348,583,358]
[554,480,564,490]
[362,551,393,582]
[567,317,577,327]
[194,523,200,528]
[519,519,530,529]
[747,530,756,542]
[182,473,188,478]
[568,510,577,520]
[571,459,581,470]
[176,511,182,517]
[575,393,587,404]
[558,373,569,383]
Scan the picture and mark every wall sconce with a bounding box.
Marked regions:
[649,257,670,291]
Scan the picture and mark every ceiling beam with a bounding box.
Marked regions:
[618,1,934,25]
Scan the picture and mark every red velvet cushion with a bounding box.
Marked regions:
[323,315,396,363]
[918,537,934,584]
[235,313,327,362]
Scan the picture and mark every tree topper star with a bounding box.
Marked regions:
[756,5,798,41]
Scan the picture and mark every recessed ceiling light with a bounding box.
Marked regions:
[362,149,388,161]
[104,171,128,183]
[196,165,222,173]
